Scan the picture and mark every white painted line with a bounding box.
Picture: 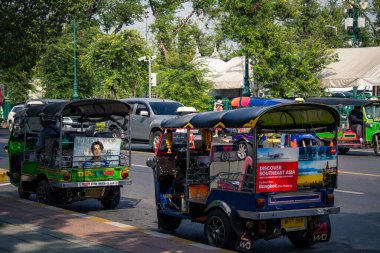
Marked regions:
[335,189,365,195]
[0,183,10,187]
[106,221,137,229]
[71,213,89,218]
[132,164,148,168]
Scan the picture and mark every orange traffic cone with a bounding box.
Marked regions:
[189,130,195,149]
[290,139,298,148]
[329,141,334,147]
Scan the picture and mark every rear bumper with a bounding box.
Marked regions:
[51,179,132,188]
[237,206,340,220]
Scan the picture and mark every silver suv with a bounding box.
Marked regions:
[110,98,183,151]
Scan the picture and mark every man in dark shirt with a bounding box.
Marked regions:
[349,106,363,143]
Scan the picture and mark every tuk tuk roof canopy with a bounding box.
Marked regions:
[161,103,340,131]
[305,97,378,106]
[15,99,131,119]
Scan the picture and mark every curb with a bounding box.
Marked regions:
[0,193,232,253]
[0,168,8,183]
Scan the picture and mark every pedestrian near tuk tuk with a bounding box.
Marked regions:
[349,106,364,143]
[213,100,224,137]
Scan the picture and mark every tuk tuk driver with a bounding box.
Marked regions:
[349,106,364,143]
[36,118,60,148]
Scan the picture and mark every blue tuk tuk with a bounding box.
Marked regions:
[146,103,340,251]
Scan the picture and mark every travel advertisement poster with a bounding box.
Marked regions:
[256,147,338,192]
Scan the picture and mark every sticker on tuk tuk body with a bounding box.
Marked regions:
[256,148,299,193]
[72,137,121,168]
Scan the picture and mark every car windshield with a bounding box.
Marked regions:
[365,105,380,121]
[12,106,24,113]
[149,102,183,115]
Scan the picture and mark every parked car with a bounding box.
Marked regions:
[108,98,183,152]
[7,104,25,131]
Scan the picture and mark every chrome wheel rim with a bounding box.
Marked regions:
[208,216,225,247]
[238,142,247,159]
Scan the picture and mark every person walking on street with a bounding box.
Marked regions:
[213,100,224,137]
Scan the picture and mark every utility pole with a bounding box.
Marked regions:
[139,56,156,98]
[72,18,79,101]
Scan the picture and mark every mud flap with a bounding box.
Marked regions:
[312,215,331,243]
[237,229,254,253]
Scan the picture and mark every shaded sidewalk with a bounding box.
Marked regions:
[0,194,227,253]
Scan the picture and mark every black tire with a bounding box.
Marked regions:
[36,180,57,205]
[204,209,237,250]
[111,128,122,138]
[338,147,350,154]
[100,187,121,209]
[151,131,162,153]
[157,213,182,231]
[288,229,315,248]
[374,139,380,156]
[237,140,253,160]
[18,185,30,199]
[8,121,12,131]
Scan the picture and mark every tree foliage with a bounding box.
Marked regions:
[83,29,148,98]
[215,0,338,97]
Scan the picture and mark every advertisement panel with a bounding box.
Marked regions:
[256,148,299,193]
[73,137,121,168]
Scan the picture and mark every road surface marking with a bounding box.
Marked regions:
[132,164,148,168]
[339,170,380,177]
[0,183,10,187]
[335,189,365,195]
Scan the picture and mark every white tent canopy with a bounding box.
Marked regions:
[321,47,380,88]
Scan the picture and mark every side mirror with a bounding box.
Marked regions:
[3,145,8,153]
[139,110,149,117]
[146,157,156,168]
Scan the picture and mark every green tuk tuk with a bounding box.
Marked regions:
[306,97,380,155]
[6,99,132,208]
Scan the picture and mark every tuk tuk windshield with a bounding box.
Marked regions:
[365,105,380,121]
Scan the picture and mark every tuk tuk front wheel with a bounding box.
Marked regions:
[157,213,181,231]
[100,187,121,209]
[18,185,30,199]
[373,139,380,156]
[36,180,57,205]
[205,209,237,250]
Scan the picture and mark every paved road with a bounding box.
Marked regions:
[1,129,380,252]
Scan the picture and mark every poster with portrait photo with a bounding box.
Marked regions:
[73,137,121,168]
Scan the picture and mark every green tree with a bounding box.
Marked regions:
[215,0,337,97]
[83,29,148,98]
[148,1,214,110]
[35,22,100,99]
[0,0,92,102]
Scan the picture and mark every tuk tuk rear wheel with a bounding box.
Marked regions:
[36,180,57,205]
[157,213,181,231]
[205,209,237,250]
[373,141,380,156]
[288,230,315,248]
[100,187,121,209]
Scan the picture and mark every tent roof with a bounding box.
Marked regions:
[320,47,380,88]
[192,56,246,89]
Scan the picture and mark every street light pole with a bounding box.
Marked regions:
[72,18,79,101]
[242,56,251,97]
[139,55,156,98]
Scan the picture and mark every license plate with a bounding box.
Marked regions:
[281,217,306,231]
[84,187,105,198]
